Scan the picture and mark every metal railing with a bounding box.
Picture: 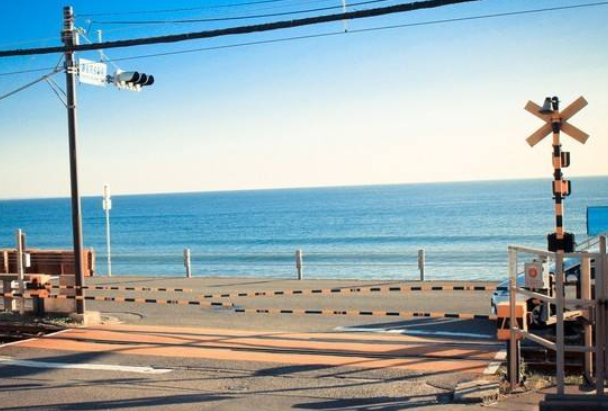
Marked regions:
[576,231,606,252]
[507,238,607,395]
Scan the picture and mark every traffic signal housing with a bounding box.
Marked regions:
[113,70,154,91]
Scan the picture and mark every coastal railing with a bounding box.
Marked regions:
[102,249,431,280]
[3,245,510,280]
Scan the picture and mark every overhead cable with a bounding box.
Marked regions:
[1,1,606,73]
[0,0,484,58]
[84,1,608,63]
[89,0,393,25]
[77,0,302,17]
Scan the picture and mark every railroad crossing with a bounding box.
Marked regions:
[0,277,507,410]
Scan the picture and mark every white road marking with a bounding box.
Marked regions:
[0,356,172,374]
[0,328,71,349]
[483,349,507,375]
[334,326,494,340]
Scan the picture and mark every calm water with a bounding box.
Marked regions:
[1,177,607,280]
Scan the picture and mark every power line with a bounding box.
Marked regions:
[1,0,606,75]
[0,66,58,77]
[87,0,338,34]
[81,0,338,21]
[68,1,608,63]
[90,0,393,25]
[0,68,63,101]
[0,35,62,50]
[77,0,304,17]
[0,0,483,58]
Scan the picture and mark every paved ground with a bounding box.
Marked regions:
[0,276,550,410]
[65,277,498,331]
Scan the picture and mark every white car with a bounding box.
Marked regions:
[490,258,583,327]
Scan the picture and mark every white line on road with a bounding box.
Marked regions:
[334,326,494,340]
[0,329,70,349]
[0,356,172,374]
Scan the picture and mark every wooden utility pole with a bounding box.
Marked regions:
[62,6,86,314]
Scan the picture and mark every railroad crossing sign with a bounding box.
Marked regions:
[525,96,589,147]
[525,96,590,252]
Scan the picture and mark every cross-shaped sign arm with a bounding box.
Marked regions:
[524,96,589,147]
[526,123,552,147]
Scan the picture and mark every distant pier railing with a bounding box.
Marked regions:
[18,248,506,280]
[86,249,432,280]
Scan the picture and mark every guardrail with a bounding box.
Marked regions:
[507,238,607,396]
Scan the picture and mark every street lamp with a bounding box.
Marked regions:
[103,184,112,276]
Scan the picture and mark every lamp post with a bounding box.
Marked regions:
[103,184,112,276]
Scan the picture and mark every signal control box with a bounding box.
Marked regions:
[524,260,549,289]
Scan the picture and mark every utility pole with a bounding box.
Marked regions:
[62,6,85,314]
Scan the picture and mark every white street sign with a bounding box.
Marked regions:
[103,184,112,210]
[524,261,549,289]
[78,59,107,87]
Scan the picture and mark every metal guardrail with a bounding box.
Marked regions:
[507,238,608,396]
[576,232,607,252]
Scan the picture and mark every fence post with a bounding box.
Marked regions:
[508,247,520,390]
[580,253,593,382]
[16,229,25,315]
[555,253,565,395]
[295,249,303,280]
[417,249,425,281]
[183,248,192,278]
[3,250,12,311]
[597,236,606,395]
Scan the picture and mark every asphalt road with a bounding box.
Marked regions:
[0,277,534,411]
[71,277,497,332]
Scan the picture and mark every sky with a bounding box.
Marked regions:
[0,0,606,199]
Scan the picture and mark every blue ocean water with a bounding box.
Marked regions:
[1,177,607,280]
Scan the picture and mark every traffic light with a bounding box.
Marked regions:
[113,70,154,91]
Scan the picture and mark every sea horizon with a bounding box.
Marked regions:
[1,173,606,202]
[1,175,607,280]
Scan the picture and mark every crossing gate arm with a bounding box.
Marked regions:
[48,283,497,299]
[2,292,233,308]
[232,306,497,320]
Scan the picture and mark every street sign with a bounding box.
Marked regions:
[525,261,548,289]
[102,184,112,211]
[78,58,107,87]
[588,206,608,236]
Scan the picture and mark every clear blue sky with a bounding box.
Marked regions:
[0,0,606,198]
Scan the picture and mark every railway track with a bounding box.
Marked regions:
[521,324,585,372]
[0,323,63,344]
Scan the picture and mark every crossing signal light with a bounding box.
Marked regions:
[114,70,155,91]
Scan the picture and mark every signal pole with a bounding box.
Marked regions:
[544,97,570,253]
[525,96,589,253]
[62,6,86,314]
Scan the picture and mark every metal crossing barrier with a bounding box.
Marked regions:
[233,307,496,320]
[2,292,234,308]
[47,283,496,299]
[3,290,494,320]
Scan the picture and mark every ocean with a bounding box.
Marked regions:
[1,177,607,280]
